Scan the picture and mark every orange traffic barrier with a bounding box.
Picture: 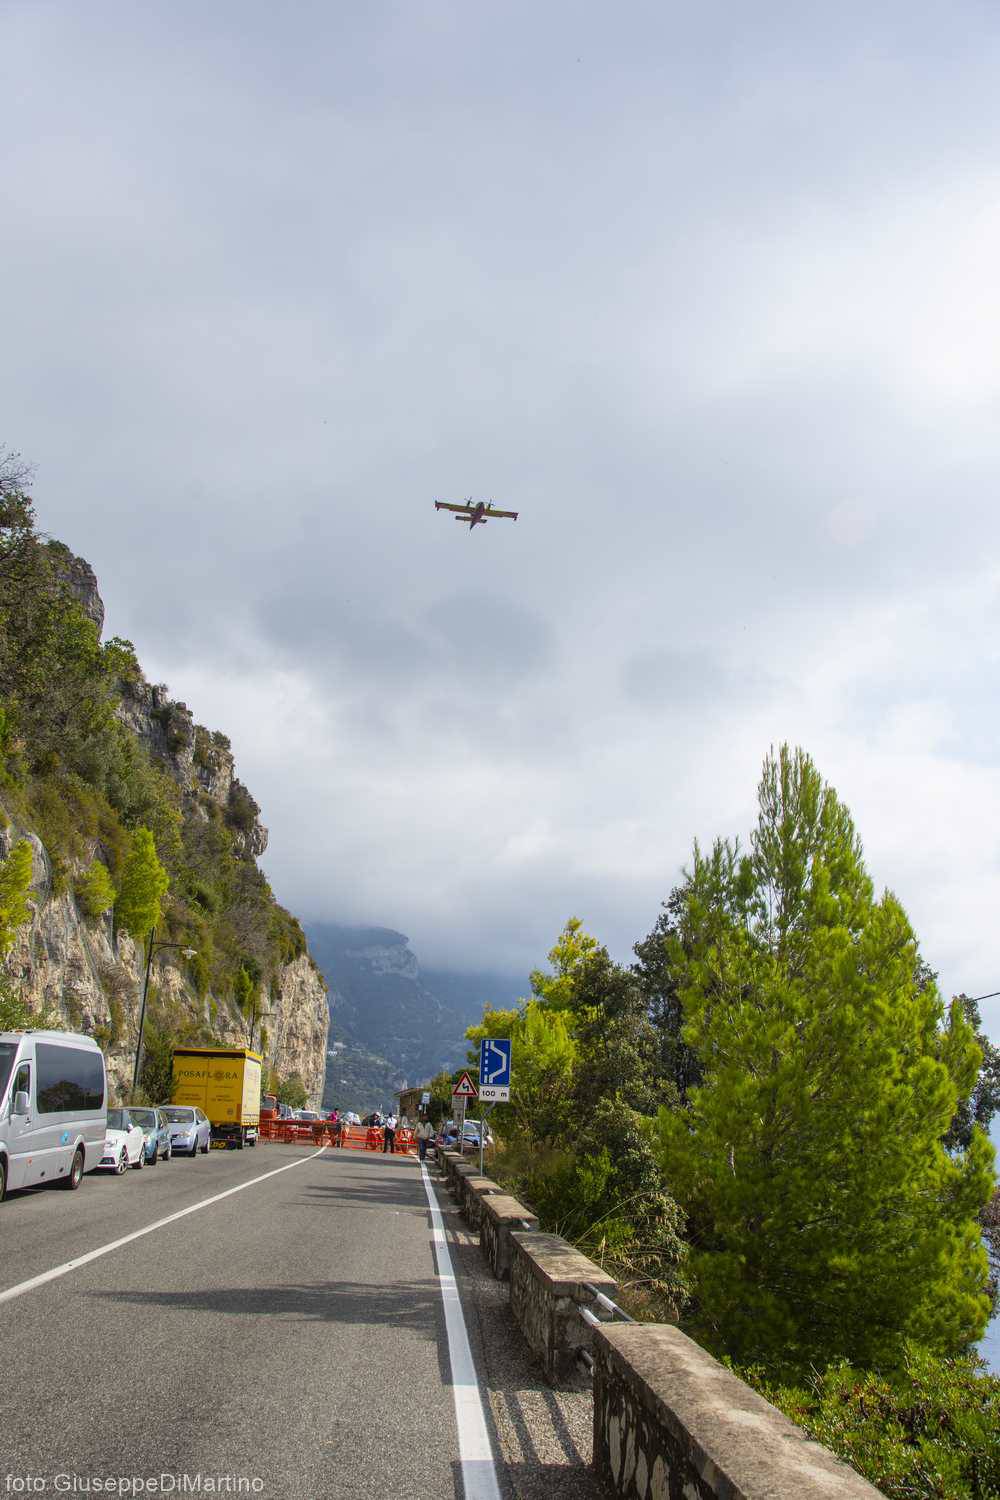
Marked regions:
[256,1118,418,1156]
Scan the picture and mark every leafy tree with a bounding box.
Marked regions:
[0,447,38,583]
[234,962,265,1047]
[276,1072,308,1109]
[565,948,661,1118]
[653,744,995,1375]
[114,826,169,941]
[943,994,1000,1152]
[529,917,602,1010]
[427,1068,456,1125]
[466,1000,578,1145]
[75,858,116,921]
[0,838,34,956]
[633,886,703,1103]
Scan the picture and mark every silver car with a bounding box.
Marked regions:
[158,1105,211,1157]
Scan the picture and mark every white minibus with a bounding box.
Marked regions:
[0,1031,107,1201]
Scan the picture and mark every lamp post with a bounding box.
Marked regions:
[246,995,270,1054]
[132,931,197,1094]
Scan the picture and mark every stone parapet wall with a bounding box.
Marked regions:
[449,1162,479,1201]
[459,1175,502,1229]
[510,1232,618,1386]
[479,1194,539,1280]
[593,1324,885,1500]
[439,1150,463,1186]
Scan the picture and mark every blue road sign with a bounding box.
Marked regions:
[479,1038,512,1101]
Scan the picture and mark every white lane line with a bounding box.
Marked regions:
[0,1147,327,1306]
[421,1162,502,1500]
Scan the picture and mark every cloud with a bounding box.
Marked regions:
[3,0,1000,1042]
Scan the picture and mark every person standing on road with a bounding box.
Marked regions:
[383,1112,397,1153]
[416,1116,435,1162]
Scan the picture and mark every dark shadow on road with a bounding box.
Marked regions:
[87,1280,441,1336]
[299,1181,430,1213]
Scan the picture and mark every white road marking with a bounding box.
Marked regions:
[0,1147,327,1306]
[421,1162,502,1500]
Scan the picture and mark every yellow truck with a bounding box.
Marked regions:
[170,1046,263,1149]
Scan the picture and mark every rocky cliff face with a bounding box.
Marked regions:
[1,822,328,1102]
[115,681,268,861]
[0,551,328,1103]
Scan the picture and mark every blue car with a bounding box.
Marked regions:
[128,1106,173,1164]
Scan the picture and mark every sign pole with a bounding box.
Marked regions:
[479,1103,495,1176]
[451,1070,479,1154]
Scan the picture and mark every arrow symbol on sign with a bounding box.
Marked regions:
[483,1040,507,1085]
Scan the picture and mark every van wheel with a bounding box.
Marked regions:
[0,1156,6,1202]
[62,1148,84,1191]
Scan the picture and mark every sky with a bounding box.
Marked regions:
[2,1,999,1043]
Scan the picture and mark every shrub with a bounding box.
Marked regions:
[0,837,34,955]
[0,975,62,1031]
[743,1343,1000,1500]
[76,858,116,920]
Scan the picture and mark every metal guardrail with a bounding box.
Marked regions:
[575,1282,635,1377]
[582,1283,635,1323]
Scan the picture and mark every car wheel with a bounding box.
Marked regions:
[201,1138,210,1154]
[62,1147,85,1191]
[164,1144,171,1162]
[0,1155,7,1203]
[115,1150,128,1176]
[149,1145,158,1166]
[133,1147,144,1169]
[188,1144,197,1158]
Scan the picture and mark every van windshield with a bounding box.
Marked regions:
[0,1042,16,1103]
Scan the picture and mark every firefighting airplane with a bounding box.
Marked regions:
[433,497,519,531]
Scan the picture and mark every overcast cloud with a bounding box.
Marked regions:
[3,1,999,1039]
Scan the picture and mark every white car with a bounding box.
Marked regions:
[97,1108,146,1174]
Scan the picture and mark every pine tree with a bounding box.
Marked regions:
[75,858,116,921]
[0,839,34,956]
[114,827,169,942]
[654,744,996,1375]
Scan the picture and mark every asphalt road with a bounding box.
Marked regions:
[0,1144,484,1499]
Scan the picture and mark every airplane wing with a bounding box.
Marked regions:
[434,500,474,514]
[484,506,518,520]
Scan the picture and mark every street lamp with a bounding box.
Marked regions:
[132,930,197,1093]
[247,1000,270,1054]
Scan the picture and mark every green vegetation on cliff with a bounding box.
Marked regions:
[0,447,312,1090]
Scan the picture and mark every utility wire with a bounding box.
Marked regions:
[969,989,1000,1003]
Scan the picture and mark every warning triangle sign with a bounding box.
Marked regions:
[452,1071,479,1098]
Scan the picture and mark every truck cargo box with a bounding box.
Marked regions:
[171,1047,262,1146]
